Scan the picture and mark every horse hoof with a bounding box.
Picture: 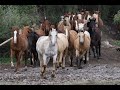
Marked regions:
[41,76,47,79]
[84,61,87,64]
[11,66,14,69]
[15,70,20,74]
[51,74,55,78]
[70,64,73,67]
[56,66,59,68]
[24,68,27,71]
[78,66,82,69]
[62,67,65,69]
[14,69,17,72]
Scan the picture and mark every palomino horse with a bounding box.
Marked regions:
[36,28,58,78]
[74,30,91,69]
[10,26,29,72]
[87,18,101,59]
[57,28,69,69]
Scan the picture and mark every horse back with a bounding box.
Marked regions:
[19,34,28,51]
[69,30,78,47]
[57,33,69,51]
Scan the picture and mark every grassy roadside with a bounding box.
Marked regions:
[113,40,120,47]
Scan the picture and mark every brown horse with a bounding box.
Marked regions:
[41,18,51,36]
[92,11,104,29]
[10,26,29,72]
[35,24,45,36]
[57,16,71,34]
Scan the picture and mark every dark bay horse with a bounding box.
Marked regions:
[87,18,101,59]
[27,31,39,67]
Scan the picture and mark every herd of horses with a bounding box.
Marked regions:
[10,10,104,78]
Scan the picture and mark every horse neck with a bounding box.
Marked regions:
[48,36,55,47]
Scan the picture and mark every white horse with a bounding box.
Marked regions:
[36,28,58,78]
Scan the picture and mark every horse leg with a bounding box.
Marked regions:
[39,54,46,79]
[35,52,39,67]
[68,48,73,67]
[41,54,47,79]
[70,54,73,67]
[51,54,57,78]
[59,52,63,67]
[99,41,101,57]
[15,52,20,72]
[38,53,43,76]
[84,52,87,64]
[91,46,96,58]
[24,50,28,71]
[62,48,68,69]
[76,50,80,68]
[56,53,60,68]
[30,51,33,66]
[10,49,14,68]
[32,51,36,67]
[95,46,99,59]
[79,58,83,69]
[89,48,91,56]
[87,49,90,62]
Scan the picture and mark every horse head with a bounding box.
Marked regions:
[22,26,32,37]
[42,19,51,36]
[88,18,96,32]
[49,28,58,46]
[11,26,19,44]
[78,20,85,32]
[78,31,85,45]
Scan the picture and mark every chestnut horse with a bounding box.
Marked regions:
[41,18,51,36]
[10,26,29,72]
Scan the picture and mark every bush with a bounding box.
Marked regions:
[0,5,39,37]
[113,10,120,25]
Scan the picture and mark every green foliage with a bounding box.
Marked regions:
[113,10,120,25]
[114,40,120,46]
[0,5,39,35]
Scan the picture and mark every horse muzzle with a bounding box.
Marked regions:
[80,42,84,45]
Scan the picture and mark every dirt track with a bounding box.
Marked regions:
[0,25,120,85]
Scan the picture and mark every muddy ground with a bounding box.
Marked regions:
[0,25,120,85]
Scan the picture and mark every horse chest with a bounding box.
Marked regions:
[45,45,57,57]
